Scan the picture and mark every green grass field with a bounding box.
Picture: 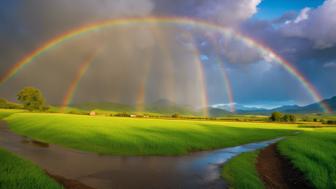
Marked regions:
[222,151,264,189]
[0,109,25,119]
[4,113,296,156]
[3,110,336,189]
[0,148,63,189]
[278,128,336,189]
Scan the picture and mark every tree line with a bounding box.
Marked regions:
[0,87,48,111]
[269,112,296,122]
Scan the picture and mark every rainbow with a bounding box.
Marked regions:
[205,34,236,112]
[135,48,154,113]
[61,51,98,111]
[189,39,210,117]
[0,16,331,113]
[218,63,235,113]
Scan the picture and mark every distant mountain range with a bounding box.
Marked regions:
[72,99,201,116]
[71,96,335,116]
[73,102,134,112]
[236,96,336,114]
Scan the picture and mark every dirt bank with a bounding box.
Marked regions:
[256,144,314,189]
[47,172,95,189]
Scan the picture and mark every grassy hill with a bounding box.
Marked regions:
[71,99,200,116]
[72,102,134,112]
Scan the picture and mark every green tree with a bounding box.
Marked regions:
[282,114,290,122]
[282,114,296,122]
[17,87,47,111]
[270,112,282,122]
[288,114,296,122]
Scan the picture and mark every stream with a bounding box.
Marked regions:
[0,121,281,189]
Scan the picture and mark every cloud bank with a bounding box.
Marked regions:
[281,0,336,49]
[0,0,335,107]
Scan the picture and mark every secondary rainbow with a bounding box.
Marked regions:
[61,51,98,111]
[0,16,331,113]
[218,63,235,113]
[190,39,210,117]
[205,33,236,112]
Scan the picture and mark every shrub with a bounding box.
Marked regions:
[270,112,296,123]
[326,120,336,125]
[172,113,180,118]
[115,112,131,117]
[270,112,282,121]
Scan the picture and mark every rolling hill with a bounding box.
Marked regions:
[71,99,200,115]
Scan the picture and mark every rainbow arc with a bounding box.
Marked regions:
[0,17,331,113]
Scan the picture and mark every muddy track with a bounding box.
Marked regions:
[47,172,95,189]
[256,144,314,189]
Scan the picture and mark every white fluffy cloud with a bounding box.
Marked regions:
[281,0,336,49]
[197,0,262,26]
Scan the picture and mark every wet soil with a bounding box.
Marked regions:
[47,172,95,189]
[256,144,314,189]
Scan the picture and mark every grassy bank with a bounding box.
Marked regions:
[278,129,336,189]
[0,109,25,119]
[222,151,264,189]
[5,113,295,156]
[0,148,63,189]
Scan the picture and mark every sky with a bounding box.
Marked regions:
[0,0,335,109]
[255,0,325,19]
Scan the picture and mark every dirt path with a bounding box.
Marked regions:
[47,172,95,189]
[256,144,314,189]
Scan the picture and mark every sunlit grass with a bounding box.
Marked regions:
[222,151,264,189]
[0,109,25,119]
[0,148,63,189]
[278,128,336,189]
[4,113,296,156]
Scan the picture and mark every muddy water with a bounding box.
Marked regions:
[0,121,280,189]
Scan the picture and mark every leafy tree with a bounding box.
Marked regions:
[282,114,297,122]
[270,112,282,122]
[282,114,290,122]
[288,114,297,122]
[17,87,47,111]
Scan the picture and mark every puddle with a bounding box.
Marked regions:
[0,121,280,189]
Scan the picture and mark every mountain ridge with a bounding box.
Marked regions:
[71,96,335,116]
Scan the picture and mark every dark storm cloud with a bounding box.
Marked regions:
[0,0,155,75]
[234,0,336,103]
[0,0,335,108]
[0,0,156,104]
[0,0,267,107]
